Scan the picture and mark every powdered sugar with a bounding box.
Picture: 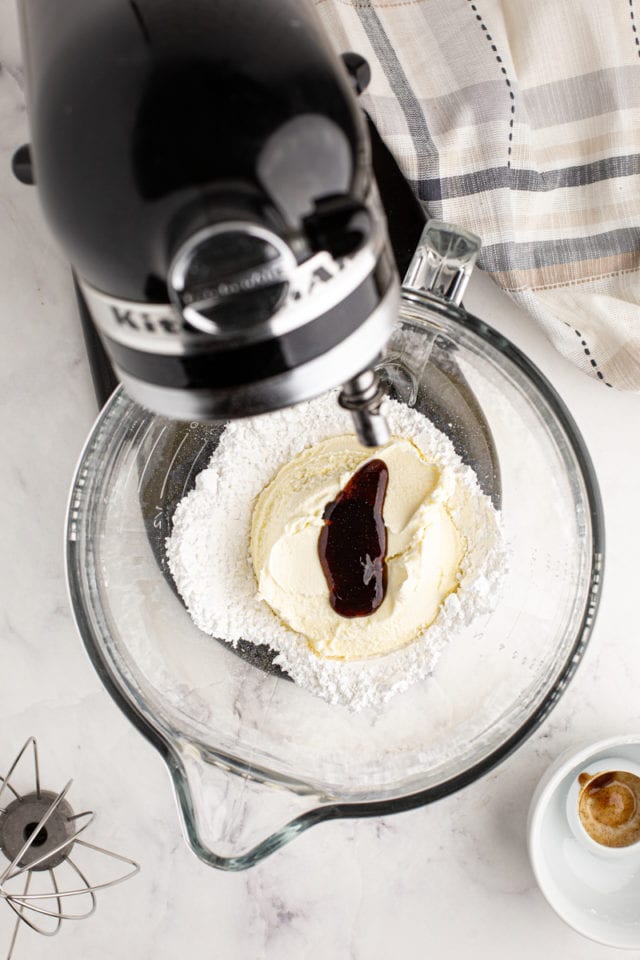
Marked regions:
[166,392,507,710]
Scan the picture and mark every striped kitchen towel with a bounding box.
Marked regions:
[316,0,640,390]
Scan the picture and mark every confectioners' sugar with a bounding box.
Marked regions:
[166,392,507,710]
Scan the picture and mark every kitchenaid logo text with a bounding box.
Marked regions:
[108,257,347,335]
[291,257,347,301]
[110,306,186,334]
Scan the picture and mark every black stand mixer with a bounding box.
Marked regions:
[14,0,427,447]
[14,0,504,678]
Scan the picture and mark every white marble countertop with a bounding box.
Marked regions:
[3,3,640,958]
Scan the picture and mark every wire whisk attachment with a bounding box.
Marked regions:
[0,738,139,958]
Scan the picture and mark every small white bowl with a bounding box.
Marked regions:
[528,735,640,949]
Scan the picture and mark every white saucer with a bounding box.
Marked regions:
[528,735,640,949]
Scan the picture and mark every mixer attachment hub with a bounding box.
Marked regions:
[0,792,75,872]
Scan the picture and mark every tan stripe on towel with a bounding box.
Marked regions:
[492,252,640,292]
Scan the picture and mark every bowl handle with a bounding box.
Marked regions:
[376,221,482,408]
[404,220,481,305]
[167,741,335,871]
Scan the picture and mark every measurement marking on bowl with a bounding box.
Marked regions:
[137,426,168,493]
[118,418,148,491]
[181,441,211,500]
[123,420,156,489]
[159,432,190,500]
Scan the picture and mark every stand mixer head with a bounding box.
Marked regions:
[17,0,399,445]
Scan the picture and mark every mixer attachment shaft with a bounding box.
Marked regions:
[338,369,390,447]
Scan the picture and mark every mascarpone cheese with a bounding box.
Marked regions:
[250,435,465,660]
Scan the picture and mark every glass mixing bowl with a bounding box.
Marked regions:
[66,232,603,871]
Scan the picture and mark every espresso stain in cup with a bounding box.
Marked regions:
[578,770,640,848]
